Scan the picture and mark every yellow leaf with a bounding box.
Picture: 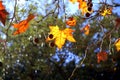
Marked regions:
[46,26,76,49]
[64,28,76,42]
[115,38,120,51]
[79,1,88,15]
[69,0,77,4]
[46,25,60,41]
[100,8,112,16]
[77,0,93,16]
[55,31,66,49]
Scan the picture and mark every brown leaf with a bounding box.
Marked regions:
[115,18,120,30]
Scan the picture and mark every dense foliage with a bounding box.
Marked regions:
[0,0,120,80]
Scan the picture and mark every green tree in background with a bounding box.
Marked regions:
[0,0,120,80]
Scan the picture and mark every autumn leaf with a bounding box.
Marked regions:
[66,17,76,26]
[77,0,93,16]
[97,51,108,63]
[46,26,60,42]
[115,18,120,30]
[55,30,67,49]
[63,28,76,42]
[69,0,77,4]
[81,24,90,35]
[0,1,9,26]
[78,1,88,15]
[114,38,120,51]
[46,25,76,49]
[12,14,35,35]
[100,8,112,16]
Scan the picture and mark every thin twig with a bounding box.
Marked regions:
[68,46,88,80]
[6,0,17,38]
[63,0,66,21]
[109,34,112,55]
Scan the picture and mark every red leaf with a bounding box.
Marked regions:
[97,51,108,63]
[0,1,9,26]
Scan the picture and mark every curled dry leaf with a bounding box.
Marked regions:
[97,51,108,63]
[114,38,120,51]
[0,1,9,26]
[46,25,76,49]
[12,14,35,35]
[66,17,76,26]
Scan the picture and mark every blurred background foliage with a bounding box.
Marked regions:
[0,0,120,80]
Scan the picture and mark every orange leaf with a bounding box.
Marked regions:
[0,1,5,10]
[114,38,120,51]
[0,1,9,26]
[46,26,76,49]
[66,17,76,26]
[97,51,108,63]
[81,24,90,35]
[12,14,35,35]
[69,0,77,4]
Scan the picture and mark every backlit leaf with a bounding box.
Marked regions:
[69,0,77,4]
[100,8,112,16]
[63,28,76,42]
[46,26,76,49]
[77,0,93,15]
[81,24,90,35]
[55,31,66,49]
[114,38,120,51]
[66,17,76,26]
[78,1,88,15]
[12,14,35,35]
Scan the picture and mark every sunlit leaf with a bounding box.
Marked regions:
[81,24,90,35]
[78,1,88,15]
[97,51,108,63]
[114,38,120,51]
[69,0,77,4]
[77,0,93,15]
[55,30,66,49]
[12,14,35,35]
[46,26,76,49]
[46,26,60,42]
[100,8,112,16]
[0,1,9,26]
[66,17,76,26]
[63,28,76,42]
